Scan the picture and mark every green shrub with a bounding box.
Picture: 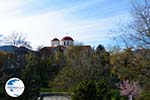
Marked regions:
[109,89,128,100]
[110,89,120,100]
[71,80,112,100]
[96,80,110,100]
[71,81,97,100]
[136,90,150,100]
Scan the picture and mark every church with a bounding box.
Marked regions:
[40,36,91,55]
[51,36,74,47]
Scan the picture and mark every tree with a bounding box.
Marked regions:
[21,53,40,100]
[111,0,150,49]
[51,45,111,90]
[120,80,140,100]
[0,51,9,87]
[129,0,150,48]
[110,0,150,96]
[37,55,53,87]
[71,80,111,100]
[71,81,97,100]
[96,44,105,53]
[110,48,150,99]
[51,46,91,89]
[4,32,31,49]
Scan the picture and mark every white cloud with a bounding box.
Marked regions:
[0,0,131,49]
[0,0,33,17]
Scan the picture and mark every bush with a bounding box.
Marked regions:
[71,81,97,100]
[110,89,120,100]
[71,80,111,100]
[96,80,110,100]
[136,90,150,100]
[110,89,127,100]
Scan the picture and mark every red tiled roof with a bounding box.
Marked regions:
[61,36,74,41]
[76,45,92,52]
[80,45,91,49]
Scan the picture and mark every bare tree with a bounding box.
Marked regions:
[129,0,150,48]
[4,32,32,49]
[112,0,150,49]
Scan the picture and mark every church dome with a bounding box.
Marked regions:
[61,36,74,41]
[51,38,60,47]
[52,38,59,41]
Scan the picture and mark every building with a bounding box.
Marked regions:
[40,36,91,55]
[51,36,74,47]
[51,38,60,47]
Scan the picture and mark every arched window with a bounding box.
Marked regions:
[64,42,66,45]
[67,41,69,45]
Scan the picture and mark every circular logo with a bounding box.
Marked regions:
[5,78,25,97]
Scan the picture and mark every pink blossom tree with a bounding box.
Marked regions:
[120,80,140,100]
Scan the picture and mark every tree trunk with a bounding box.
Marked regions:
[128,95,133,100]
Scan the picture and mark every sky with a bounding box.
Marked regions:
[0,0,132,50]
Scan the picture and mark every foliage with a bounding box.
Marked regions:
[129,0,150,48]
[96,44,105,52]
[112,0,150,49]
[21,53,40,100]
[110,89,120,100]
[137,90,150,100]
[71,81,97,100]
[96,79,111,100]
[120,80,140,100]
[36,56,52,87]
[111,48,150,90]
[71,80,129,100]
[51,45,111,90]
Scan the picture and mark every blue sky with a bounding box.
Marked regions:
[0,0,132,50]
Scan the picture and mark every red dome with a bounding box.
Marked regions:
[61,36,74,41]
[52,38,59,41]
